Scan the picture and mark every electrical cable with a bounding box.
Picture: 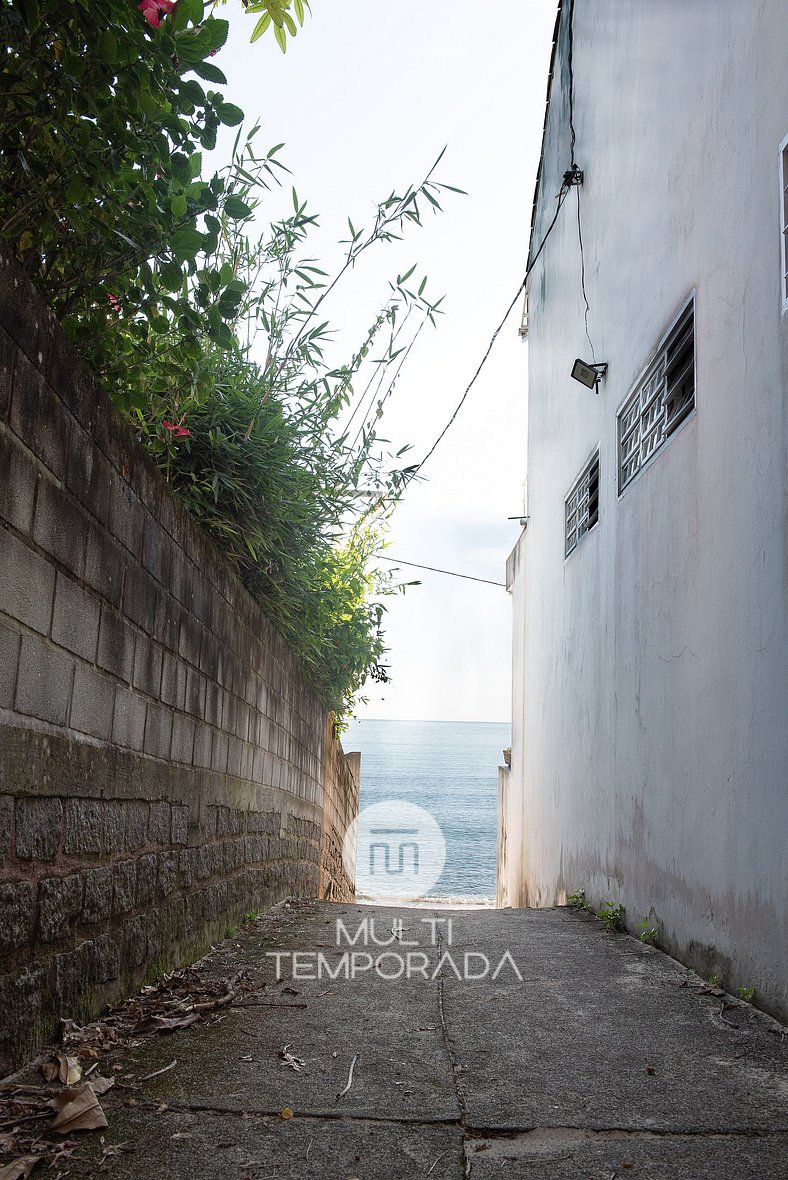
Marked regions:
[403,183,571,486]
[568,0,595,361]
[567,0,577,166]
[388,0,586,493]
[374,554,506,588]
[576,184,594,361]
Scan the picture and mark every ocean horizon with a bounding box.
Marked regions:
[344,717,510,900]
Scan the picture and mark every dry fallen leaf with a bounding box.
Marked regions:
[40,1052,81,1086]
[98,1139,134,1166]
[133,1013,200,1035]
[49,1083,108,1134]
[89,1075,115,1097]
[0,1156,42,1180]
[279,1107,294,1120]
[278,1045,306,1072]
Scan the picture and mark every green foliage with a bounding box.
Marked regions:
[636,918,658,944]
[599,902,626,932]
[567,889,591,911]
[0,0,456,716]
[737,985,755,1003]
[0,0,236,318]
[241,0,309,51]
[114,130,450,714]
[707,972,722,987]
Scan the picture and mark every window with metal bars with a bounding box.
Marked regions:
[565,451,599,557]
[617,297,695,493]
[780,135,788,310]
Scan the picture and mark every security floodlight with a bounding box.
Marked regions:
[571,358,608,391]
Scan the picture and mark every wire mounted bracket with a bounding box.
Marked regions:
[563,163,584,188]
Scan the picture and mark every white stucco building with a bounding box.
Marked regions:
[500,0,788,1021]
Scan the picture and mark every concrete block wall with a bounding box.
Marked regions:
[320,721,359,902]
[0,254,359,1074]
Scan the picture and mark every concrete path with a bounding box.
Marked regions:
[73,900,787,1179]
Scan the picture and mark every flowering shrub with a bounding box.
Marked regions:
[0,0,451,714]
[138,0,176,28]
[1,0,242,327]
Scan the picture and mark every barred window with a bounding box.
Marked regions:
[618,297,695,493]
[565,452,599,557]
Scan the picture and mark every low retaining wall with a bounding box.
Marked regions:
[0,255,359,1074]
[320,727,360,901]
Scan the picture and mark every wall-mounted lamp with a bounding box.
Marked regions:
[571,358,608,391]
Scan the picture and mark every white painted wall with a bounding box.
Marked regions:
[504,0,788,1021]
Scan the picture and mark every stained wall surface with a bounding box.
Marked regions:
[503,1,788,1021]
[0,254,359,1072]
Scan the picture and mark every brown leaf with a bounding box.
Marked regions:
[0,1156,42,1180]
[88,1075,115,1097]
[133,1013,200,1035]
[49,1083,108,1134]
[60,1020,117,1050]
[60,1054,82,1085]
[41,1051,81,1085]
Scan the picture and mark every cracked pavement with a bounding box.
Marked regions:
[72,900,788,1178]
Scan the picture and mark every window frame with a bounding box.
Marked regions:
[564,449,600,559]
[780,132,788,313]
[616,294,696,495]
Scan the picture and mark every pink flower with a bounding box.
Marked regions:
[106,292,122,314]
[138,0,176,29]
[162,420,192,438]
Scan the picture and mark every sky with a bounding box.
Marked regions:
[217,0,558,722]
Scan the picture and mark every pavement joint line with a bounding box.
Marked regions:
[436,935,468,1125]
[436,934,474,1178]
[159,1100,462,1128]
[462,1126,788,1141]
[130,1101,788,1141]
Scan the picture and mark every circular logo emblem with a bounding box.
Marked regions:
[343,799,446,900]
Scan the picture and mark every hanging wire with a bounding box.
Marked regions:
[388,0,589,492]
[576,184,594,361]
[568,0,595,361]
[403,182,571,486]
[567,0,577,166]
[374,554,505,588]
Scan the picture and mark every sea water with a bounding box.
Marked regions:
[343,718,510,902]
